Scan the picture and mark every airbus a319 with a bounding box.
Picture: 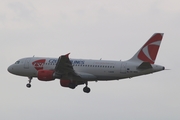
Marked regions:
[8,33,165,93]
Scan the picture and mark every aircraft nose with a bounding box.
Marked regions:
[7,65,13,73]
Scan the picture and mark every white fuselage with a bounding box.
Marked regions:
[8,57,164,82]
[7,33,165,93]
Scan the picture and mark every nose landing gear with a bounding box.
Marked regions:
[26,77,32,88]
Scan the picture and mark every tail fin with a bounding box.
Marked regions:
[129,33,164,64]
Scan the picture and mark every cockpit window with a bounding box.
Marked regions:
[15,61,20,64]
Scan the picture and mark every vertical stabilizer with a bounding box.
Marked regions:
[128,33,164,64]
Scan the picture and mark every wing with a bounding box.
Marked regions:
[54,53,97,82]
[54,53,81,80]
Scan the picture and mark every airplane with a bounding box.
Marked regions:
[7,33,165,93]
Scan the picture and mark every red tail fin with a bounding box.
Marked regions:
[129,33,164,64]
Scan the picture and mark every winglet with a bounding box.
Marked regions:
[65,53,70,58]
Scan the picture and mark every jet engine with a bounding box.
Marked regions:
[60,80,84,89]
[37,70,55,81]
[60,79,72,87]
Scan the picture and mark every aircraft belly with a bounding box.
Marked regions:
[96,76,119,81]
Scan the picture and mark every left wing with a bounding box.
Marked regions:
[54,53,81,80]
[54,53,97,81]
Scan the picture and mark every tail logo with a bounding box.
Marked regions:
[32,59,46,71]
[138,33,163,64]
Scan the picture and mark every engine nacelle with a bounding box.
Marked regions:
[60,79,71,87]
[60,79,84,89]
[38,70,55,81]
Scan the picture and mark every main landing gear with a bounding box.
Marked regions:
[26,77,32,88]
[83,82,91,93]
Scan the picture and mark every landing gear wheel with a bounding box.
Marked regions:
[83,87,91,93]
[26,77,32,88]
[26,83,31,88]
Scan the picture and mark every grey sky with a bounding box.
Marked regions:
[1,0,180,120]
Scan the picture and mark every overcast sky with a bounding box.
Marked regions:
[1,0,180,120]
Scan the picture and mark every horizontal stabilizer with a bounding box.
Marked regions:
[137,62,152,69]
